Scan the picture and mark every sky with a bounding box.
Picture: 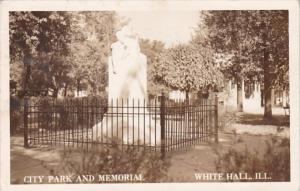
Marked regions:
[117,11,200,47]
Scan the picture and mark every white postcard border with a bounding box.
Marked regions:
[0,1,299,191]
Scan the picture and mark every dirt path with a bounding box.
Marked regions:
[11,137,63,184]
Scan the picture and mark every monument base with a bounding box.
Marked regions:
[92,112,161,147]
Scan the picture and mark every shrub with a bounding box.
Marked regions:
[37,99,54,130]
[218,110,237,130]
[10,96,23,135]
[48,142,171,183]
[215,137,290,182]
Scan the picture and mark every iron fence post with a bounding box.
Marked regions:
[214,94,219,143]
[24,96,29,148]
[160,92,166,158]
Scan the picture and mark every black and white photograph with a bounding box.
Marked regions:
[0,1,299,191]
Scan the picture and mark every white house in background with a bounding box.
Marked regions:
[74,90,88,97]
[169,90,186,100]
[224,80,261,112]
[223,79,289,113]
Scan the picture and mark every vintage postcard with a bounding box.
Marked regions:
[0,0,299,191]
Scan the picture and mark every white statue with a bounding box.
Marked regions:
[92,25,160,146]
[108,26,147,102]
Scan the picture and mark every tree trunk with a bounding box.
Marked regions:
[77,79,80,97]
[237,80,243,112]
[271,88,275,106]
[52,88,59,98]
[197,90,203,101]
[263,57,272,120]
[264,80,272,120]
[64,84,68,97]
[282,89,287,107]
[185,91,189,100]
[23,53,31,94]
[261,90,264,107]
[261,20,272,120]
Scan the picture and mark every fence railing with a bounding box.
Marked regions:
[23,94,218,155]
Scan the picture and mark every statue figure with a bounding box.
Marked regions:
[92,25,160,146]
[108,25,147,102]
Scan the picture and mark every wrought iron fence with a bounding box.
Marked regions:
[23,94,218,155]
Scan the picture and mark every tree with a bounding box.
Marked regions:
[250,11,288,119]
[200,10,288,119]
[10,11,72,97]
[198,11,259,112]
[10,11,118,98]
[139,39,166,99]
[69,11,118,96]
[154,44,223,99]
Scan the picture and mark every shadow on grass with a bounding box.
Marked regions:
[236,113,290,126]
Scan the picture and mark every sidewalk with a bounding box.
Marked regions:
[11,137,62,184]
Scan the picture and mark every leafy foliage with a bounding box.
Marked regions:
[154,44,223,96]
[200,10,289,85]
[69,12,117,95]
[49,143,171,183]
[9,11,117,97]
[139,39,167,98]
[215,137,290,182]
[10,12,70,61]
[10,96,23,135]
[199,10,288,116]
[10,11,72,96]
